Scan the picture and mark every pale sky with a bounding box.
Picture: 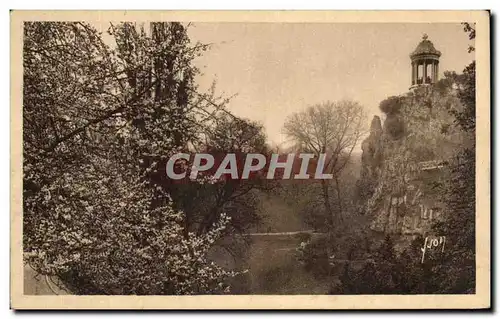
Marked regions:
[92,22,475,148]
[187,23,475,147]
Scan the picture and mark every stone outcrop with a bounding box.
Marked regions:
[358,83,466,243]
[358,116,383,201]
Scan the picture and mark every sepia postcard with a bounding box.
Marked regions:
[10,10,490,310]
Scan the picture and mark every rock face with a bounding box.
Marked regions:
[358,84,466,245]
[358,116,383,201]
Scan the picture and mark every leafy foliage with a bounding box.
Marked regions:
[451,61,476,133]
[431,148,475,293]
[330,235,440,294]
[430,59,476,293]
[23,22,247,294]
[379,96,403,115]
[164,114,274,261]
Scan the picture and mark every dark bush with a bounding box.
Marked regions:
[379,96,403,115]
[384,114,405,139]
[297,237,331,279]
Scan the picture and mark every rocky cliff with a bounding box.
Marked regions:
[359,81,468,243]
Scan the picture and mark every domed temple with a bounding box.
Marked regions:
[410,34,441,88]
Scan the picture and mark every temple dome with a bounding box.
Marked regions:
[410,34,441,58]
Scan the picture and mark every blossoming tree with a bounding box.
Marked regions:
[23,21,241,294]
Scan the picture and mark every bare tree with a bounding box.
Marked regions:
[283,100,368,224]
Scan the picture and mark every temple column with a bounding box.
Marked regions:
[423,60,427,83]
[416,62,420,83]
[414,63,417,83]
[434,61,437,82]
[431,61,434,83]
[431,61,434,82]
[411,62,415,85]
[412,62,414,85]
[410,62,413,85]
[435,61,439,82]
[416,63,420,84]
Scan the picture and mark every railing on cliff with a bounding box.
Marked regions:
[419,160,446,171]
